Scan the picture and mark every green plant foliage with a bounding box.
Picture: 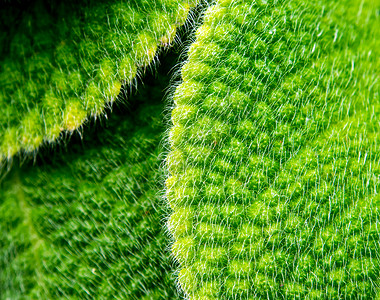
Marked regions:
[0,0,197,161]
[0,57,182,299]
[167,0,380,298]
[1,0,379,299]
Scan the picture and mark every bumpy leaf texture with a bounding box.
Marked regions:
[167,0,380,299]
[1,0,379,299]
[0,0,196,160]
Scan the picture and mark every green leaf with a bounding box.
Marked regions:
[0,0,196,160]
[0,62,181,298]
[167,0,380,298]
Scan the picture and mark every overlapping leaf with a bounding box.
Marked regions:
[0,0,196,160]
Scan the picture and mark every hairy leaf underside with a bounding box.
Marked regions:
[1,0,379,299]
[167,0,380,299]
